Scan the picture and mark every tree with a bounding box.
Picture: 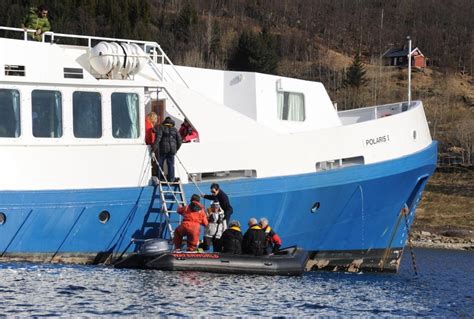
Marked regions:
[174,1,198,44]
[341,53,369,109]
[227,29,279,74]
[344,53,368,88]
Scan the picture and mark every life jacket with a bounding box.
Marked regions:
[243,224,266,256]
[262,225,282,246]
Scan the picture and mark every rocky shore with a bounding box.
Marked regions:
[411,229,474,250]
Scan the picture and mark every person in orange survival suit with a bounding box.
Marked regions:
[174,194,208,251]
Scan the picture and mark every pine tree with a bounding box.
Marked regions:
[344,53,368,88]
[227,29,279,74]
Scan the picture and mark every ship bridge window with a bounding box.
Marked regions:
[73,91,102,138]
[111,93,139,139]
[0,89,21,138]
[277,91,305,121]
[32,90,63,138]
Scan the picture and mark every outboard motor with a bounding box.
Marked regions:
[139,238,170,256]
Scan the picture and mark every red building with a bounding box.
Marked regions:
[382,46,426,69]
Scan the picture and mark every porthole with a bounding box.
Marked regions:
[98,210,110,224]
[311,202,320,213]
[413,130,417,140]
[0,212,6,225]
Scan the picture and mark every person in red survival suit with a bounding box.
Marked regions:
[259,217,282,254]
[178,119,199,143]
[174,194,208,251]
[145,111,158,145]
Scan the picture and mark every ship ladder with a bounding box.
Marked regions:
[151,154,186,241]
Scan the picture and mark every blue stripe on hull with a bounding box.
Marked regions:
[0,142,437,261]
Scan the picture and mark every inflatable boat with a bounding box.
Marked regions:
[115,239,309,276]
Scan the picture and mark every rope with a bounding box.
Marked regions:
[402,206,418,276]
[175,154,205,196]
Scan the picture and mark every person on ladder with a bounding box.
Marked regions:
[174,194,208,251]
[152,116,182,182]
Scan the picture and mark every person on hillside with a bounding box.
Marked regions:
[174,194,208,251]
[152,116,182,182]
[179,119,199,143]
[242,217,266,256]
[22,5,51,41]
[259,217,282,254]
[203,183,233,224]
[201,201,227,251]
[219,220,243,254]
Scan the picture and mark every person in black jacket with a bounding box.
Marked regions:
[220,220,243,254]
[203,183,233,224]
[242,218,266,256]
[152,116,182,182]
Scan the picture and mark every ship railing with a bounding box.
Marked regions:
[338,100,420,125]
[0,26,189,88]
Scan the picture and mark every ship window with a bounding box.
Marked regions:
[73,91,102,138]
[277,91,305,121]
[111,93,139,139]
[0,89,21,138]
[32,90,63,138]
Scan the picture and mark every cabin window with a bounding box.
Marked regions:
[277,91,305,121]
[111,93,139,139]
[73,91,102,138]
[32,90,63,138]
[0,89,21,138]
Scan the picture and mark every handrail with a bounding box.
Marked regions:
[0,26,189,88]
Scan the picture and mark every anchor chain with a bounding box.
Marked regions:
[402,206,418,275]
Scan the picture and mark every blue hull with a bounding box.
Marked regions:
[0,142,437,271]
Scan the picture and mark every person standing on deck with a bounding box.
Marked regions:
[145,112,158,176]
[152,116,182,182]
[145,112,158,145]
[174,194,208,251]
[22,5,51,41]
[179,119,199,143]
[259,217,282,254]
[203,183,233,225]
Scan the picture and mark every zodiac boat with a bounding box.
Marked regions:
[114,239,309,276]
[0,27,437,272]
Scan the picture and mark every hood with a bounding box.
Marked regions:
[163,117,175,127]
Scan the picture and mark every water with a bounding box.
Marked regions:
[0,248,472,317]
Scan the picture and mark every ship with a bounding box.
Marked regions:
[0,27,437,272]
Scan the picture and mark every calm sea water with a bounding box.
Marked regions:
[0,248,472,317]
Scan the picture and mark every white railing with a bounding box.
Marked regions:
[0,26,188,88]
[338,101,418,125]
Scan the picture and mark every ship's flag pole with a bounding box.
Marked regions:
[407,36,412,106]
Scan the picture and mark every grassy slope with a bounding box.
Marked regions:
[416,169,474,234]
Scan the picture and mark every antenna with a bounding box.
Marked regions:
[407,36,412,106]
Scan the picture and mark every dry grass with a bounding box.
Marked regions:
[415,169,474,233]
